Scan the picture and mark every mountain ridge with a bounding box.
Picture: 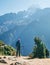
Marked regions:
[0,8,50,55]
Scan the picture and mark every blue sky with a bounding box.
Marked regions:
[0,0,50,15]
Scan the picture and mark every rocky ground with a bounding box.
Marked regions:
[0,56,50,65]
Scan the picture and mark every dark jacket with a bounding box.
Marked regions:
[16,40,20,49]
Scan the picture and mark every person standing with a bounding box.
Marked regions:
[16,39,21,57]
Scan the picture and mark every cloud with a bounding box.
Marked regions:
[34,0,50,8]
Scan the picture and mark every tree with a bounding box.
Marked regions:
[30,37,49,58]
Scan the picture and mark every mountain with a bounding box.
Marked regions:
[0,7,50,55]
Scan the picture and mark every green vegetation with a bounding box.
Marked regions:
[0,37,49,58]
[0,40,16,56]
[29,37,49,58]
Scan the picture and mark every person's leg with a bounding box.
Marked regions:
[19,48,20,57]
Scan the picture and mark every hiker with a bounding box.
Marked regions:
[16,39,21,57]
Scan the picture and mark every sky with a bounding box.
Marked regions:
[0,0,50,15]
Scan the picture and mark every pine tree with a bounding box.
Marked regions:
[30,37,49,58]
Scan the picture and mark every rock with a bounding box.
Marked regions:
[22,61,30,65]
[14,61,30,65]
[8,57,16,61]
[3,56,6,59]
[0,59,7,64]
[15,62,22,65]
[0,57,2,59]
[10,63,14,65]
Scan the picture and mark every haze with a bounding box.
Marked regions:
[0,0,50,15]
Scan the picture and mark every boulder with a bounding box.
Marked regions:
[0,59,7,64]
